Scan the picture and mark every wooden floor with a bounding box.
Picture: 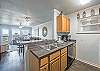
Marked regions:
[0,51,24,71]
[66,60,100,71]
[0,51,100,71]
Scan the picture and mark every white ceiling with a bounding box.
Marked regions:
[1,0,100,26]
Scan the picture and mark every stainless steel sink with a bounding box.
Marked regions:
[40,44,57,51]
[38,41,65,51]
[48,45,57,50]
[52,43,65,47]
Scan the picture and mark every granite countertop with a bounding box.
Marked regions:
[29,41,76,59]
[20,40,43,44]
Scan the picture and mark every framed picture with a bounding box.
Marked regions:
[42,26,48,37]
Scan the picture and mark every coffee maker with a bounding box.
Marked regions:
[61,34,71,42]
[57,32,71,42]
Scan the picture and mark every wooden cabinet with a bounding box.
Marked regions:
[25,50,30,71]
[61,47,67,71]
[50,51,60,71]
[61,47,67,54]
[29,51,39,71]
[27,51,48,71]
[50,51,60,61]
[50,57,60,71]
[26,44,74,71]
[40,57,48,67]
[40,64,48,71]
[57,15,70,32]
[27,49,67,71]
[57,16,63,32]
[61,52,67,71]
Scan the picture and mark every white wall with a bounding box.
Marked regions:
[76,34,100,66]
[53,9,60,40]
[32,21,53,39]
[32,9,60,40]
[67,13,78,40]
[67,4,100,67]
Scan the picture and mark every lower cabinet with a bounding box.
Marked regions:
[26,46,71,71]
[40,64,48,71]
[61,52,67,71]
[50,57,60,71]
[29,51,39,71]
[25,50,30,71]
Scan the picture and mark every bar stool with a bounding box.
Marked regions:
[17,43,24,57]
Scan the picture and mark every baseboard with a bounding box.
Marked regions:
[76,58,100,69]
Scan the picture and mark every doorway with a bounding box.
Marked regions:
[1,28,9,52]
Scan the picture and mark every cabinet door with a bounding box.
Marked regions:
[62,16,67,32]
[57,16,70,33]
[40,64,48,71]
[50,57,60,71]
[57,16,62,32]
[29,51,39,71]
[26,51,30,71]
[61,53,67,71]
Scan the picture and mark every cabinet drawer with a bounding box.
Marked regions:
[50,56,60,63]
[50,51,60,61]
[61,47,67,54]
[40,64,48,71]
[61,52,67,56]
[40,57,48,67]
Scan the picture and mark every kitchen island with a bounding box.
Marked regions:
[25,40,76,71]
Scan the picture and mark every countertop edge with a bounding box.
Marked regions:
[29,41,76,59]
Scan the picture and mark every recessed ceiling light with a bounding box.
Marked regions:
[80,0,91,5]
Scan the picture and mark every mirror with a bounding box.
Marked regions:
[42,26,47,37]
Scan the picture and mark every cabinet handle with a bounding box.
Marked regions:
[44,68,46,69]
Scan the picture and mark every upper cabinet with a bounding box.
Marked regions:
[57,15,70,33]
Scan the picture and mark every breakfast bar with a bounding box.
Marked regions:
[25,40,76,71]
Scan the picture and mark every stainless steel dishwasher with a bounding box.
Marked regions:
[67,43,76,68]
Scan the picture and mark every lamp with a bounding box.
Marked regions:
[24,16,31,22]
